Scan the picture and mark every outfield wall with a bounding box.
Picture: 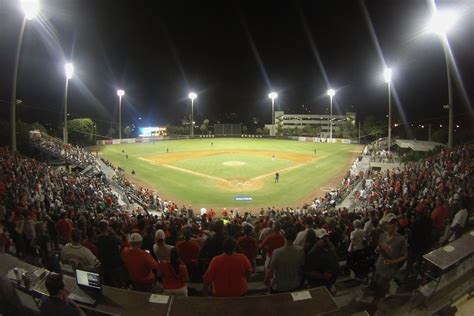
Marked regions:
[97,135,353,145]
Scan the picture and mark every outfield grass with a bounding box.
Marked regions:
[100,138,362,209]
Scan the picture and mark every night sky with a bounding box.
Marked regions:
[0,0,472,135]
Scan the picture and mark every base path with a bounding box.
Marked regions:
[139,156,322,189]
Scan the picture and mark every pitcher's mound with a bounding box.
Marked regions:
[223,161,246,167]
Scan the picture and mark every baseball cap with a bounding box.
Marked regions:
[155,229,166,240]
[315,228,329,239]
[381,213,398,224]
[130,233,143,243]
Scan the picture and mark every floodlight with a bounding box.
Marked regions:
[268,92,278,99]
[117,89,125,97]
[428,10,458,35]
[189,92,197,100]
[65,63,74,80]
[327,89,335,97]
[384,68,392,83]
[20,0,39,20]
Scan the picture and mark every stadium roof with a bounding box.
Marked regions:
[394,139,446,152]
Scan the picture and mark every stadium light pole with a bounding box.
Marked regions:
[63,63,74,145]
[384,68,392,152]
[268,92,278,136]
[117,89,125,140]
[427,10,458,148]
[189,92,197,136]
[11,0,39,152]
[327,89,335,142]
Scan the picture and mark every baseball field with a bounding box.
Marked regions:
[100,138,363,210]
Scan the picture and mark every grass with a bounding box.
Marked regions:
[100,138,362,209]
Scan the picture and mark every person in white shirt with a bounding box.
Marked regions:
[449,201,469,241]
[61,229,100,271]
[294,217,314,248]
[153,229,173,261]
[349,220,365,252]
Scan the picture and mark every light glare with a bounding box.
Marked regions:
[117,89,125,97]
[428,10,458,35]
[384,68,392,83]
[20,0,39,20]
[268,92,278,99]
[188,92,197,100]
[327,89,335,97]
[65,63,74,80]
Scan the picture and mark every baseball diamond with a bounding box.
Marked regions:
[100,138,362,210]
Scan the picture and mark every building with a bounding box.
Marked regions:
[265,111,356,137]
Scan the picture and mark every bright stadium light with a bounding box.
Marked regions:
[65,62,74,80]
[63,62,74,144]
[117,89,125,139]
[20,0,39,20]
[268,92,278,99]
[384,67,392,83]
[384,67,392,151]
[327,89,335,141]
[427,9,459,148]
[268,92,278,136]
[189,92,197,136]
[427,10,458,35]
[11,0,40,152]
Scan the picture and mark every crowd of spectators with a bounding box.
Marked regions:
[0,142,472,302]
[364,140,400,163]
[32,133,97,169]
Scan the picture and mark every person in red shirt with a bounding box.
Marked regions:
[176,228,201,282]
[203,238,252,297]
[82,228,99,258]
[259,221,285,271]
[237,225,259,271]
[55,212,73,243]
[431,197,448,243]
[121,233,158,292]
[157,248,189,296]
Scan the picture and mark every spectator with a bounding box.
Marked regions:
[61,229,100,271]
[176,228,201,282]
[203,237,252,297]
[259,221,285,272]
[348,220,365,252]
[0,234,28,316]
[406,207,432,275]
[449,199,469,241]
[96,221,125,287]
[237,225,259,271]
[304,228,340,289]
[372,213,407,301]
[55,212,73,244]
[199,220,226,270]
[264,227,304,293]
[157,248,189,296]
[294,217,314,247]
[431,198,448,244]
[40,273,86,316]
[82,228,99,258]
[122,233,158,292]
[153,229,173,261]
[303,228,317,255]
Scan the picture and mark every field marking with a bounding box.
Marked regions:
[139,158,231,184]
[250,156,325,181]
[139,155,325,186]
